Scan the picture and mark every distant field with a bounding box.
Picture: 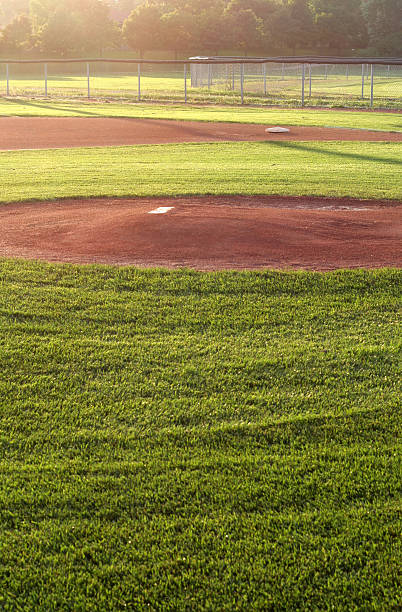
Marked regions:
[0,68,401,108]
[0,262,400,610]
[1,99,401,132]
[0,141,400,203]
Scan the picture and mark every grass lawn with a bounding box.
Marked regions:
[0,262,401,610]
[0,97,400,608]
[1,70,401,108]
[0,141,401,203]
[1,98,401,131]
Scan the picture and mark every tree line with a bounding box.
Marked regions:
[0,0,400,59]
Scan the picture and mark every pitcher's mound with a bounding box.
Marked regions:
[0,195,400,270]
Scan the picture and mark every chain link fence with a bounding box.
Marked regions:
[1,58,401,108]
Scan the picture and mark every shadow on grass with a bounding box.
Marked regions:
[267,140,402,166]
[2,98,99,116]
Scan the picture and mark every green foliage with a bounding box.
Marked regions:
[0,1,29,27]
[122,2,164,57]
[35,6,83,56]
[160,8,195,58]
[0,0,400,57]
[34,0,118,56]
[310,0,368,51]
[224,0,265,54]
[362,0,402,55]
[0,262,400,608]
[0,13,33,55]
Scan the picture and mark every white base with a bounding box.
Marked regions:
[265,127,290,133]
[148,207,175,214]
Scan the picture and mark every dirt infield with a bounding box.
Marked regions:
[1,117,401,149]
[1,196,400,270]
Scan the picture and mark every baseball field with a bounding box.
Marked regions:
[0,100,401,609]
[2,68,401,108]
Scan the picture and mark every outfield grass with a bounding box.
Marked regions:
[1,70,401,109]
[1,99,402,131]
[0,141,400,203]
[0,261,400,610]
[4,72,401,97]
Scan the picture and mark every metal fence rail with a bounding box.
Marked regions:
[1,57,401,108]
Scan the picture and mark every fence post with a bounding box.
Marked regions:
[232,64,235,90]
[208,64,211,89]
[240,63,244,104]
[86,62,90,98]
[281,63,285,80]
[346,64,349,80]
[301,63,305,106]
[361,63,364,99]
[370,64,374,107]
[184,63,187,104]
[6,63,9,96]
[138,63,141,101]
[263,63,266,96]
[44,63,48,97]
[309,64,312,97]
[325,64,328,79]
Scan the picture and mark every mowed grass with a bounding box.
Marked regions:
[1,99,401,132]
[0,141,401,203]
[0,100,400,608]
[1,71,401,108]
[0,261,401,610]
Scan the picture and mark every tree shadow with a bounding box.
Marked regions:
[266,140,401,166]
[2,98,99,116]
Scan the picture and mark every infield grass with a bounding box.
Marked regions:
[0,141,401,203]
[0,261,400,610]
[1,98,401,132]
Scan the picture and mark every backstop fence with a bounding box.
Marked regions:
[1,57,401,108]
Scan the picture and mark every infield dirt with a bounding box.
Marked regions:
[0,116,401,149]
[1,196,400,270]
[1,117,400,270]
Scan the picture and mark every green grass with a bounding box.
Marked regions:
[0,96,400,608]
[1,70,401,109]
[0,141,400,203]
[0,261,401,610]
[1,98,402,131]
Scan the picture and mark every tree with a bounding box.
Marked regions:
[310,0,368,52]
[107,1,143,22]
[0,13,33,55]
[160,8,195,58]
[33,1,118,56]
[287,0,314,50]
[0,1,30,26]
[35,6,83,55]
[224,0,264,54]
[29,0,58,28]
[192,5,228,55]
[122,2,164,57]
[361,0,402,55]
[77,0,119,55]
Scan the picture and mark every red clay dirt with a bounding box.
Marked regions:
[1,196,400,270]
[0,116,401,149]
